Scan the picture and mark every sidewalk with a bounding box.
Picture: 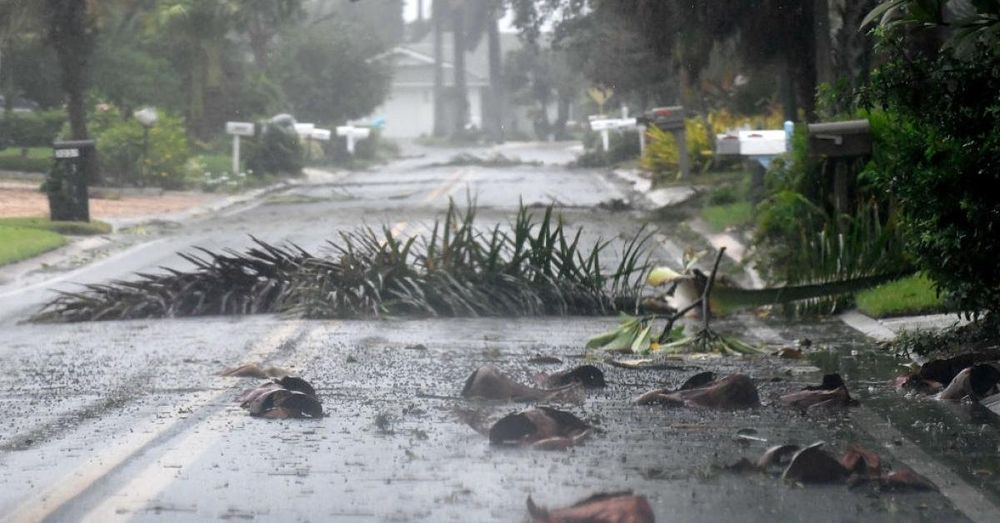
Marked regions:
[0,178,222,221]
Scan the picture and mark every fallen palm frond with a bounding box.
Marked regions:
[33,201,650,322]
[588,247,767,356]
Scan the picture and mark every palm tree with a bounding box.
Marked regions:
[152,0,233,138]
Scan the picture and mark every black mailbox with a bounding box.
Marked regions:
[807,119,871,158]
[47,140,94,222]
[639,106,685,131]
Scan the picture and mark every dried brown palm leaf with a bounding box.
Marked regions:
[527,491,655,523]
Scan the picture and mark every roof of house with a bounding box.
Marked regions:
[376,30,523,88]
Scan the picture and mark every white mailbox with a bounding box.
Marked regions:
[336,126,371,154]
[294,123,316,137]
[589,118,636,132]
[311,128,332,142]
[225,121,255,137]
[737,130,787,156]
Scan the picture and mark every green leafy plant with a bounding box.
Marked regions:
[0,110,66,148]
[586,248,764,355]
[247,117,303,176]
[859,29,1000,318]
[33,201,651,322]
[86,107,192,189]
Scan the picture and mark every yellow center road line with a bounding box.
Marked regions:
[76,327,332,523]
[422,168,469,205]
[384,168,470,245]
[2,321,308,523]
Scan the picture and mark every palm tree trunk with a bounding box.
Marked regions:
[432,1,445,137]
[46,0,98,183]
[451,1,469,138]
[486,3,503,143]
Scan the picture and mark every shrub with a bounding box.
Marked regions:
[85,107,191,189]
[0,110,66,148]
[861,39,1000,317]
[0,154,50,173]
[247,116,303,176]
[639,118,713,178]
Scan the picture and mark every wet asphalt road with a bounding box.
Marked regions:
[0,143,997,522]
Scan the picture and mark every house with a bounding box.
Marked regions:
[371,31,524,139]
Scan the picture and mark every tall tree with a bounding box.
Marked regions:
[153,0,235,138]
[1,0,43,112]
[485,3,504,142]
[433,0,446,136]
[232,0,305,70]
[514,0,829,120]
[44,0,94,142]
[450,0,470,137]
[42,0,98,189]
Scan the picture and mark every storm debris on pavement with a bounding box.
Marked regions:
[727,441,937,492]
[780,373,859,411]
[32,202,649,322]
[527,491,655,523]
[472,406,591,450]
[757,444,801,469]
[461,365,579,402]
[237,376,323,419]
[782,442,850,483]
[773,347,804,359]
[220,363,291,379]
[635,373,760,409]
[935,364,1000,401]
[896,350,1000,396]
[536,364,607,388]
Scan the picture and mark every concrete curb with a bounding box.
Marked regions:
[609,168,699,209]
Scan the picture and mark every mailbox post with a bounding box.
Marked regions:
[336,126,371,155]
[226,122,255,175]
[47,140,95,222]
[807,119,872,214]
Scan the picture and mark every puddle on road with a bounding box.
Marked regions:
[784,319,1000,505]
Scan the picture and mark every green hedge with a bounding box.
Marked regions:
[0,111,66,148]
[0,154,50,173]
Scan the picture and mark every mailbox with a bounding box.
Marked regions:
[715,134,740,156]
[738,130,787,156]
[589,118,637,132]
[807,119,871,158]
[639,106,685,131]
[47,140,94,222]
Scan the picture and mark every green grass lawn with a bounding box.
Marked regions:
[0,226,66,266]
[659,169,747,188]
[855,273,950,318]
[0,217,112,236]
[0,147,51,173]
[702,201,753,231]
